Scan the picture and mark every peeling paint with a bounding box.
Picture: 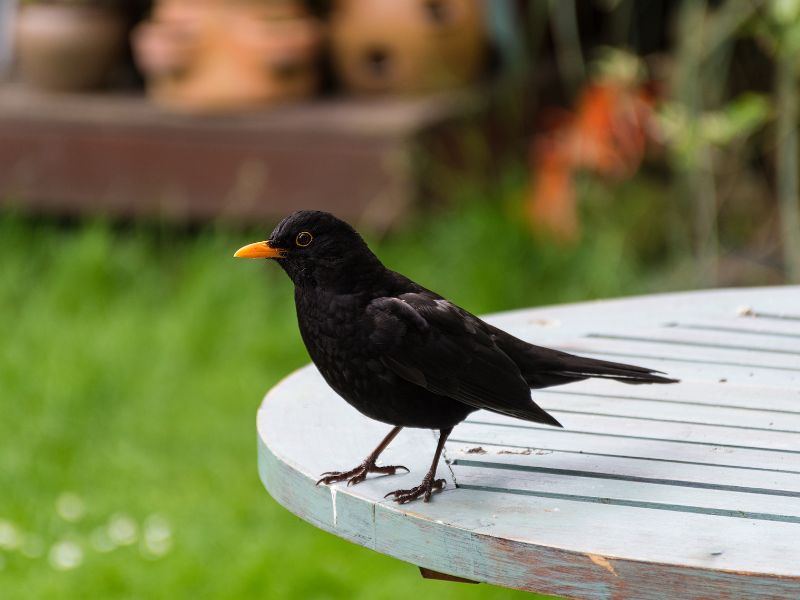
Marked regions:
[587,553,618,577]
[441,434,458,488]
[528,318,561,327]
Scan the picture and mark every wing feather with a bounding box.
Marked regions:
[366,293,562,426]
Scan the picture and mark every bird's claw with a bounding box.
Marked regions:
[384,476,446,504]
[316,462,409,487]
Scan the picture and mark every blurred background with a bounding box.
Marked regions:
[0,0,797,598]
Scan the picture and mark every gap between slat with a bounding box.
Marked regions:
[559,348,800,373]
[451,459,800,498]
[587,333,800,357]
[666,322,800,340]
[747,311,800,322]
[455,484,800,524]
[544,409,800,434]
[447,437,800,475]
[465,419,800,455]
[539,389,800,416]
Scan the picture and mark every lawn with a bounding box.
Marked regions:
[0,187,685,599]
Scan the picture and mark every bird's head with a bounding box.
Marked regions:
[234,210,381,288]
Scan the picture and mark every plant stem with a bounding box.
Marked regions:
[775,50,800,283]
[694,145,719,283]
[672,0,719,285]
[549,0,585,97]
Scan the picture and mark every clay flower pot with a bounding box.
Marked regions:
[132,0,320,112]
[330,0,487,95]
[15,3,125,92]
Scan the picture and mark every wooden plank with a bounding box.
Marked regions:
[0,86,492,227]
[533,391,800,431]
[668,317,800,338]
[372,488,800,598]
[589,328,800,355]
[0,113,401,225]
[666,318,800,339]
[450,464,800,522]
[551,349,800,387]
[447,441,800,493]
[451,421,800,472]
[555,337,800,371]
[0,85,478,135]
[483,287,800,344]
[466,411,800,453]
[535,380,800,414]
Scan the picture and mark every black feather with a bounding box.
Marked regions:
[245,210,681,504]
[259,210,678,431]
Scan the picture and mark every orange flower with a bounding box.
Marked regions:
[526,79,657,242]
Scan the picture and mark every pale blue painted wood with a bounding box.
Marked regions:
[257,286,800,598]
[452,420,800,471]
[467,410,800,450]
[446,440,800,493]
[537,391,800,429]
[542,377,800,412]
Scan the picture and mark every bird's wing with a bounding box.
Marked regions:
[366,293,561,426]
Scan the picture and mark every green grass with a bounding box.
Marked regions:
[0,188,684,599]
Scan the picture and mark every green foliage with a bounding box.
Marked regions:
[657,93,770,168]
[755,0,800,56]
[0,195,681,599]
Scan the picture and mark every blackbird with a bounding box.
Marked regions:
[235,210,677,503]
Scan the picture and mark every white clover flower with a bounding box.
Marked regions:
[0,520,21,551]
[56,492,86,523]
[108,513,138,546]
[49,540,83,571]
[141,514,173,558]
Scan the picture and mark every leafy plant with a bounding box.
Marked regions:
[754,0,800,282]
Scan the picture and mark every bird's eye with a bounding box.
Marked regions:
[295,231,313,247]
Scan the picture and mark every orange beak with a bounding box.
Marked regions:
[233,241,286,259]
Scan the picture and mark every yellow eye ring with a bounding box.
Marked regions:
[295,231,313,247]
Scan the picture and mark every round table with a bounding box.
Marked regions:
[257,286,800,599]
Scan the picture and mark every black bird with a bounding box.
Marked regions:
[235,211,677,503]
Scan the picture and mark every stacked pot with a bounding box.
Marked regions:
[13,0,488,111]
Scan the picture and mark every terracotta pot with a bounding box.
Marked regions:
[132,0,320,112]
[330,0,487,95]
[15,4,125,92]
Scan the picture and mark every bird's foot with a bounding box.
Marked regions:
[384,474,446,504]
[316,461,409,487]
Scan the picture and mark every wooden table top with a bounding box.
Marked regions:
[257,286,800,599]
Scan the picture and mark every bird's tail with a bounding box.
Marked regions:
[489,327,679,389]
[544,353,679,386]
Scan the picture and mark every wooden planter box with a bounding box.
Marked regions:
[0,85,520,229]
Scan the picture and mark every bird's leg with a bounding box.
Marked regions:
[316,426,409,487]
[384,427,452,504]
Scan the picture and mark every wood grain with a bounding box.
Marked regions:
[0,86,490,228]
